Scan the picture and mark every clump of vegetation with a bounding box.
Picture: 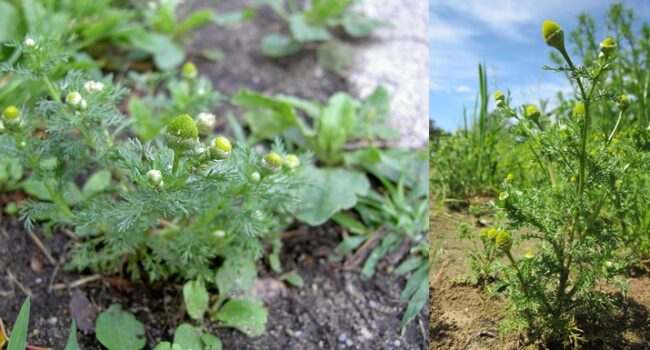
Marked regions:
[481,19,648,345]
[0,36,305,340]
[256,0,388,73]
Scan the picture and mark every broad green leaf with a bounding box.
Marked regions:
[82,169,112,197]
[316,93,358,164]
[200,48,225,62]
[183,280,209,320]
[129,31,185,70]
[288,14,331,42]
[7,298,29,350]
[232,89,312,139]
[173,324,202,350]
[400,265,428,330]
[23,179,52,201]
[296,167,370,225]
[216,257,257,297]
[95,304,146,350]
[306,0,353,24]
[341,12,389,37]
[153,342,172,350]
[260,33,301,57]
[214,9,255,26]
[177,9,215,36]
[214,298,268,337]
[317,42,352,74]
[63,321,80,350]
[282,271,304,288]
[201,333,222,350]
[0,1,21,42]
[151,4,176,34]
[274,95,322,119]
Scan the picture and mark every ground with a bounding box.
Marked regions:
[0,1,428,349]
[429,203,650,350]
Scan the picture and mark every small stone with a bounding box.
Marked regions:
[345,339,353,347]
[338,332,348,343]
[35,277,43,284]
[394,339,401,347]
[47,316,58,325]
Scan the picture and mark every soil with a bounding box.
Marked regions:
[181,0,348,111]
[1,1,428,349]
[0,217,427,349]
[429,204,650,350]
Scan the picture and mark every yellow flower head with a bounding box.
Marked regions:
[2,106,21,120]
[542,20,565,52]
[599,36,617,57]
[495,230,512,252]
[525,105,541,121]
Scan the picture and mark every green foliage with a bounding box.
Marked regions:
[429,64,539,206]
[296,166,370,225]
[5,298,79,350]
[183,280,210,320]
[96,304,146,350]
[212,298,268,337]
[475,15,650,344]
[1,37,304,338]
[7,298,29,350]
[256,0,387,72]
[154,323,222,350]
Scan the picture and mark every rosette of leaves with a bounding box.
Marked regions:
[256,0,388,73]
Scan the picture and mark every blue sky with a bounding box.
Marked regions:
[429,0,650,131]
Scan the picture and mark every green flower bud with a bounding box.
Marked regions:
[263,152,283,172]
[506,173,514,181]
[495,230,512,252]
[572,102,585,118]
[479,228,488,241]
[147,169,163,186]
[250,171,261,183]
[210,136,232,160]
[167,114,198,140]
[599,36,617,57]
[181,62,198,79]
[487,228,498,241]
[66,91,82,107]
[2,106,21,121]
[284,154,300,169]
[617,94,630,112]
[197,112,216,131]
[24,37,36,47]
[499,191,509,201]
[213,230,226,239]
[525,105,540,121]
[542,20,565,52]
[493,91,505,107]
[524,251,534,259]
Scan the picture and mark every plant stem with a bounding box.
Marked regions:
[41,74,61,102]
[44,181,74,220]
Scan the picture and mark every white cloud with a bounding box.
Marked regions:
[455,85,473,93]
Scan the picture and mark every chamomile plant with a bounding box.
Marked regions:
[0,36,306,337]
[128,62,222,141]
[486,20,650,345]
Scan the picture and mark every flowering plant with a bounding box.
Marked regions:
[0,37,305,337]
[484,20,649,345]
